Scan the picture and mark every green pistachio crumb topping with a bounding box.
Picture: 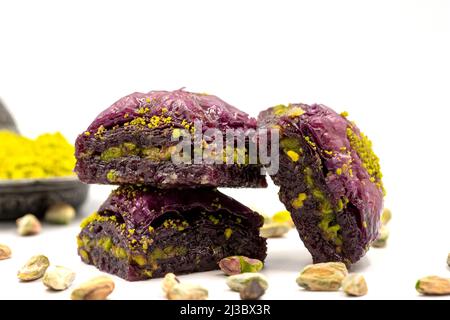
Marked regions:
[100,143,174,163]
[106,170,119,182]
[346,126,383,191]
[100,147,122,162]
[132,255,147,266]
[292,193,307,209]
[286,150,300,162]
[318,213,343,246]
[224,228,233,240]
[112,246,127,259]
[79,249,89,262]
[98,237,113,251]
[280,137,301,150]
[273,104,304,118]
[208,215,220,225]
[304,136,317,149]
[172,128,182,139]
[303,167,343,247]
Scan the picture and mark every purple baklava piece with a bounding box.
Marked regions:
[77,187,267,281]
[75,89,267,188]
[258,104,384,266]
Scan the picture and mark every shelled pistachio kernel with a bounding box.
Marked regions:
[43,266,76,291]
[296,262,348,291]
[16,214,41,236]
[381,208,392,225]
[71,276,115,300]
[17,255,50,281]
[342,274,368,297]
[260,222,290,238]
[447,253,450,267]
[416,276,450,295]
[166,283,209,300]
[44,203,76,225]
[272,210,295,228]
[240,279,266,300]
[226,273,269,292]
[372,225,389,248]
[0,244,12,260]
[162,273,180,294]
[219,256,264,276]
[262,215,272,224]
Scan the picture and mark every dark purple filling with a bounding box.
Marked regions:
[76,159,266,188]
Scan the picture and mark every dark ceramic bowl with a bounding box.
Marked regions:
[0,98,19,133]
[0,177,89,220]
[0,100,89,220]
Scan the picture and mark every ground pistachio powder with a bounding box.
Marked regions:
[0,130,76,179]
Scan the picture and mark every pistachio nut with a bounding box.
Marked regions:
[240,279,266,300]
[219,256,264,276]
[16,214,41,236]
[262,215,272,224]
[17,255,50,281]
[166,283,208,300]
[162,273,180,294]
[260,222,290,238]
[416,276,450,295]
[43,266,76,291]
[296,262,348,291]
[381,208,392,225]
[226,273,269,292]
[372,225,389,248]
[272,210,295,228]
[71,276,115,300]
[44,203,76,225]
[342,274,368,297]
[0,244,12,260]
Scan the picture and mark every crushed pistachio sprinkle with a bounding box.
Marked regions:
[0,131,75,179]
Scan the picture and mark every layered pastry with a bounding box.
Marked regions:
[258,104,384,265]
[75,89,267,188]
[77,186,267,281]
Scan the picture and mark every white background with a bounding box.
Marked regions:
[0,0,449,300]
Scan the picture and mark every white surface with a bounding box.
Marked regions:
[0,0,450,300]
[0,184,449,300]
